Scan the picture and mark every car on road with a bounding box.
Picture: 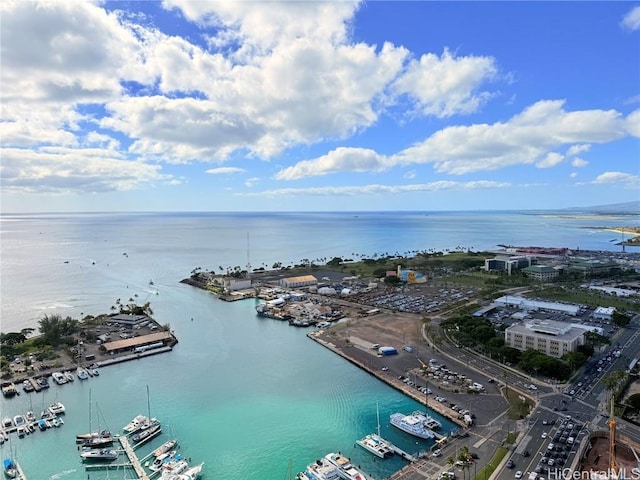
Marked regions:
[515,471,523,479]
[541,432,547,438]
[506,460,515,469]
[433,449,442,457]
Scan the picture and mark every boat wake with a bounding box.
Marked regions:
[49,468,77,479]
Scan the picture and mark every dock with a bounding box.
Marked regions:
[16,460,28,480]
[119,435,150,480]
[390,443,418,462]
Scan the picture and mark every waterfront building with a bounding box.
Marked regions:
[484,255,534,275]
[504,319,585,358]
[522,265,560,281]
[278,275,318,288]
[222,277,252,292]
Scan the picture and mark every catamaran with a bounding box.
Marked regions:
[356,403,393,458]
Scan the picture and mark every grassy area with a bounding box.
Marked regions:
[505,386,534,420]
[473,446,509,480]
[534,286,640,311]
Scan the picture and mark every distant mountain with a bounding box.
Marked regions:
[564,201,640,214]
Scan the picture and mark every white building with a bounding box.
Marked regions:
[504,319,585,358]
[592,306,615,322]
[494,295,580,316]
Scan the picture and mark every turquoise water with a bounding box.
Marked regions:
[1,211,636,479]
[1,290,456,480]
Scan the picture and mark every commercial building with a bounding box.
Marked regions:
[279,275,318,288]
[484,255,534,275]
[567,258,620,276]
[504,319,585,358]
[522,265,560,281]
[494,295,580,316]
[592,306,615,322]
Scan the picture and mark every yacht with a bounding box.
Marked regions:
[22,380,34,393]
[48,401,66,415]
[77,367,89,380]
[64,371,75,382]
[299,457,341,480]
[132,419,161,443]
[81,448,118,461]
[51,371,67,385]
[160,457,189,478]
[3,458,17,479]
[356,433,393,459]
[390,411,436,439]
[12,415,25,428]
[123,414,150,433]
[78,430,114,448]
[324,452,370,480]
[164,462,204,480]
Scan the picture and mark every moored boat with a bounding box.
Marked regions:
[390,411,436,440]
[51,372,67,385]
[131,420,161,443]
[299,457,341,480]
[81,448,118,461]
[356,433,393,459]
[64,371,75,382]
[77,367,89,380]
[165,462,204,480]
[3,458,17,479]
[153,438,178,457]
[48,401,66,415]
[324,452,370,480]
[123,414,149,433]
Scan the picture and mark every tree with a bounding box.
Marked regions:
[38,314,79,347]
[612,311,630,328]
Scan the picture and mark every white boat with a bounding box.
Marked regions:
[81,448,118,461]
[12,415,25,428]
[150,451,177,472]
[324,452,370,480]
[64,371,75,382]
[160,457,189,478]
[300,457,341,480]
[77,367,89,380]
[390,411,436,439]
[123,414,149,433]
[357,433,393,459]
[48,401,66,415]
[51,372,67,385]
[24,411,36,423]
[164,462,204,480]
[356,403,394,459]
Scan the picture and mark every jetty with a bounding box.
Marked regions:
[390,443,418,462]
[119,435,150,480]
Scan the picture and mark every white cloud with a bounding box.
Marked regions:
[392,49,498,118]
[241,180,510,197]
[566,144,591,156]
[0,147,172,194]
[275,147,388,180]
[244,177,260,188]
[403,170,417,180]
[277,100,629,179]
[205,167,246,175]
[593,171,640,188]
[626,109,640,137]
[571,157,588,168]
[536,152,564,169]
[621,5,640,31]
[570,172,578,178]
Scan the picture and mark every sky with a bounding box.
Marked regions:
[1,1,639,213]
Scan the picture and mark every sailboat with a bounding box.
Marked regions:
[76,390,113,447]
[356,403,394,458]
[3,432,19,479]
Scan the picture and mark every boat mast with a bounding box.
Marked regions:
[376,402,381,437]
[147,385,151,419]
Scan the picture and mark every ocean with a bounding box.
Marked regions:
[0,210,637,480]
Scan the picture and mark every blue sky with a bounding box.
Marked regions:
[1,1,639,213]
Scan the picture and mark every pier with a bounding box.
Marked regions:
[119,435,150,480]
[390,443,418,462]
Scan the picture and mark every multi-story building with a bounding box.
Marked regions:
[484,255,535,275]
[504,319,585,358]
[522,265,560,281]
